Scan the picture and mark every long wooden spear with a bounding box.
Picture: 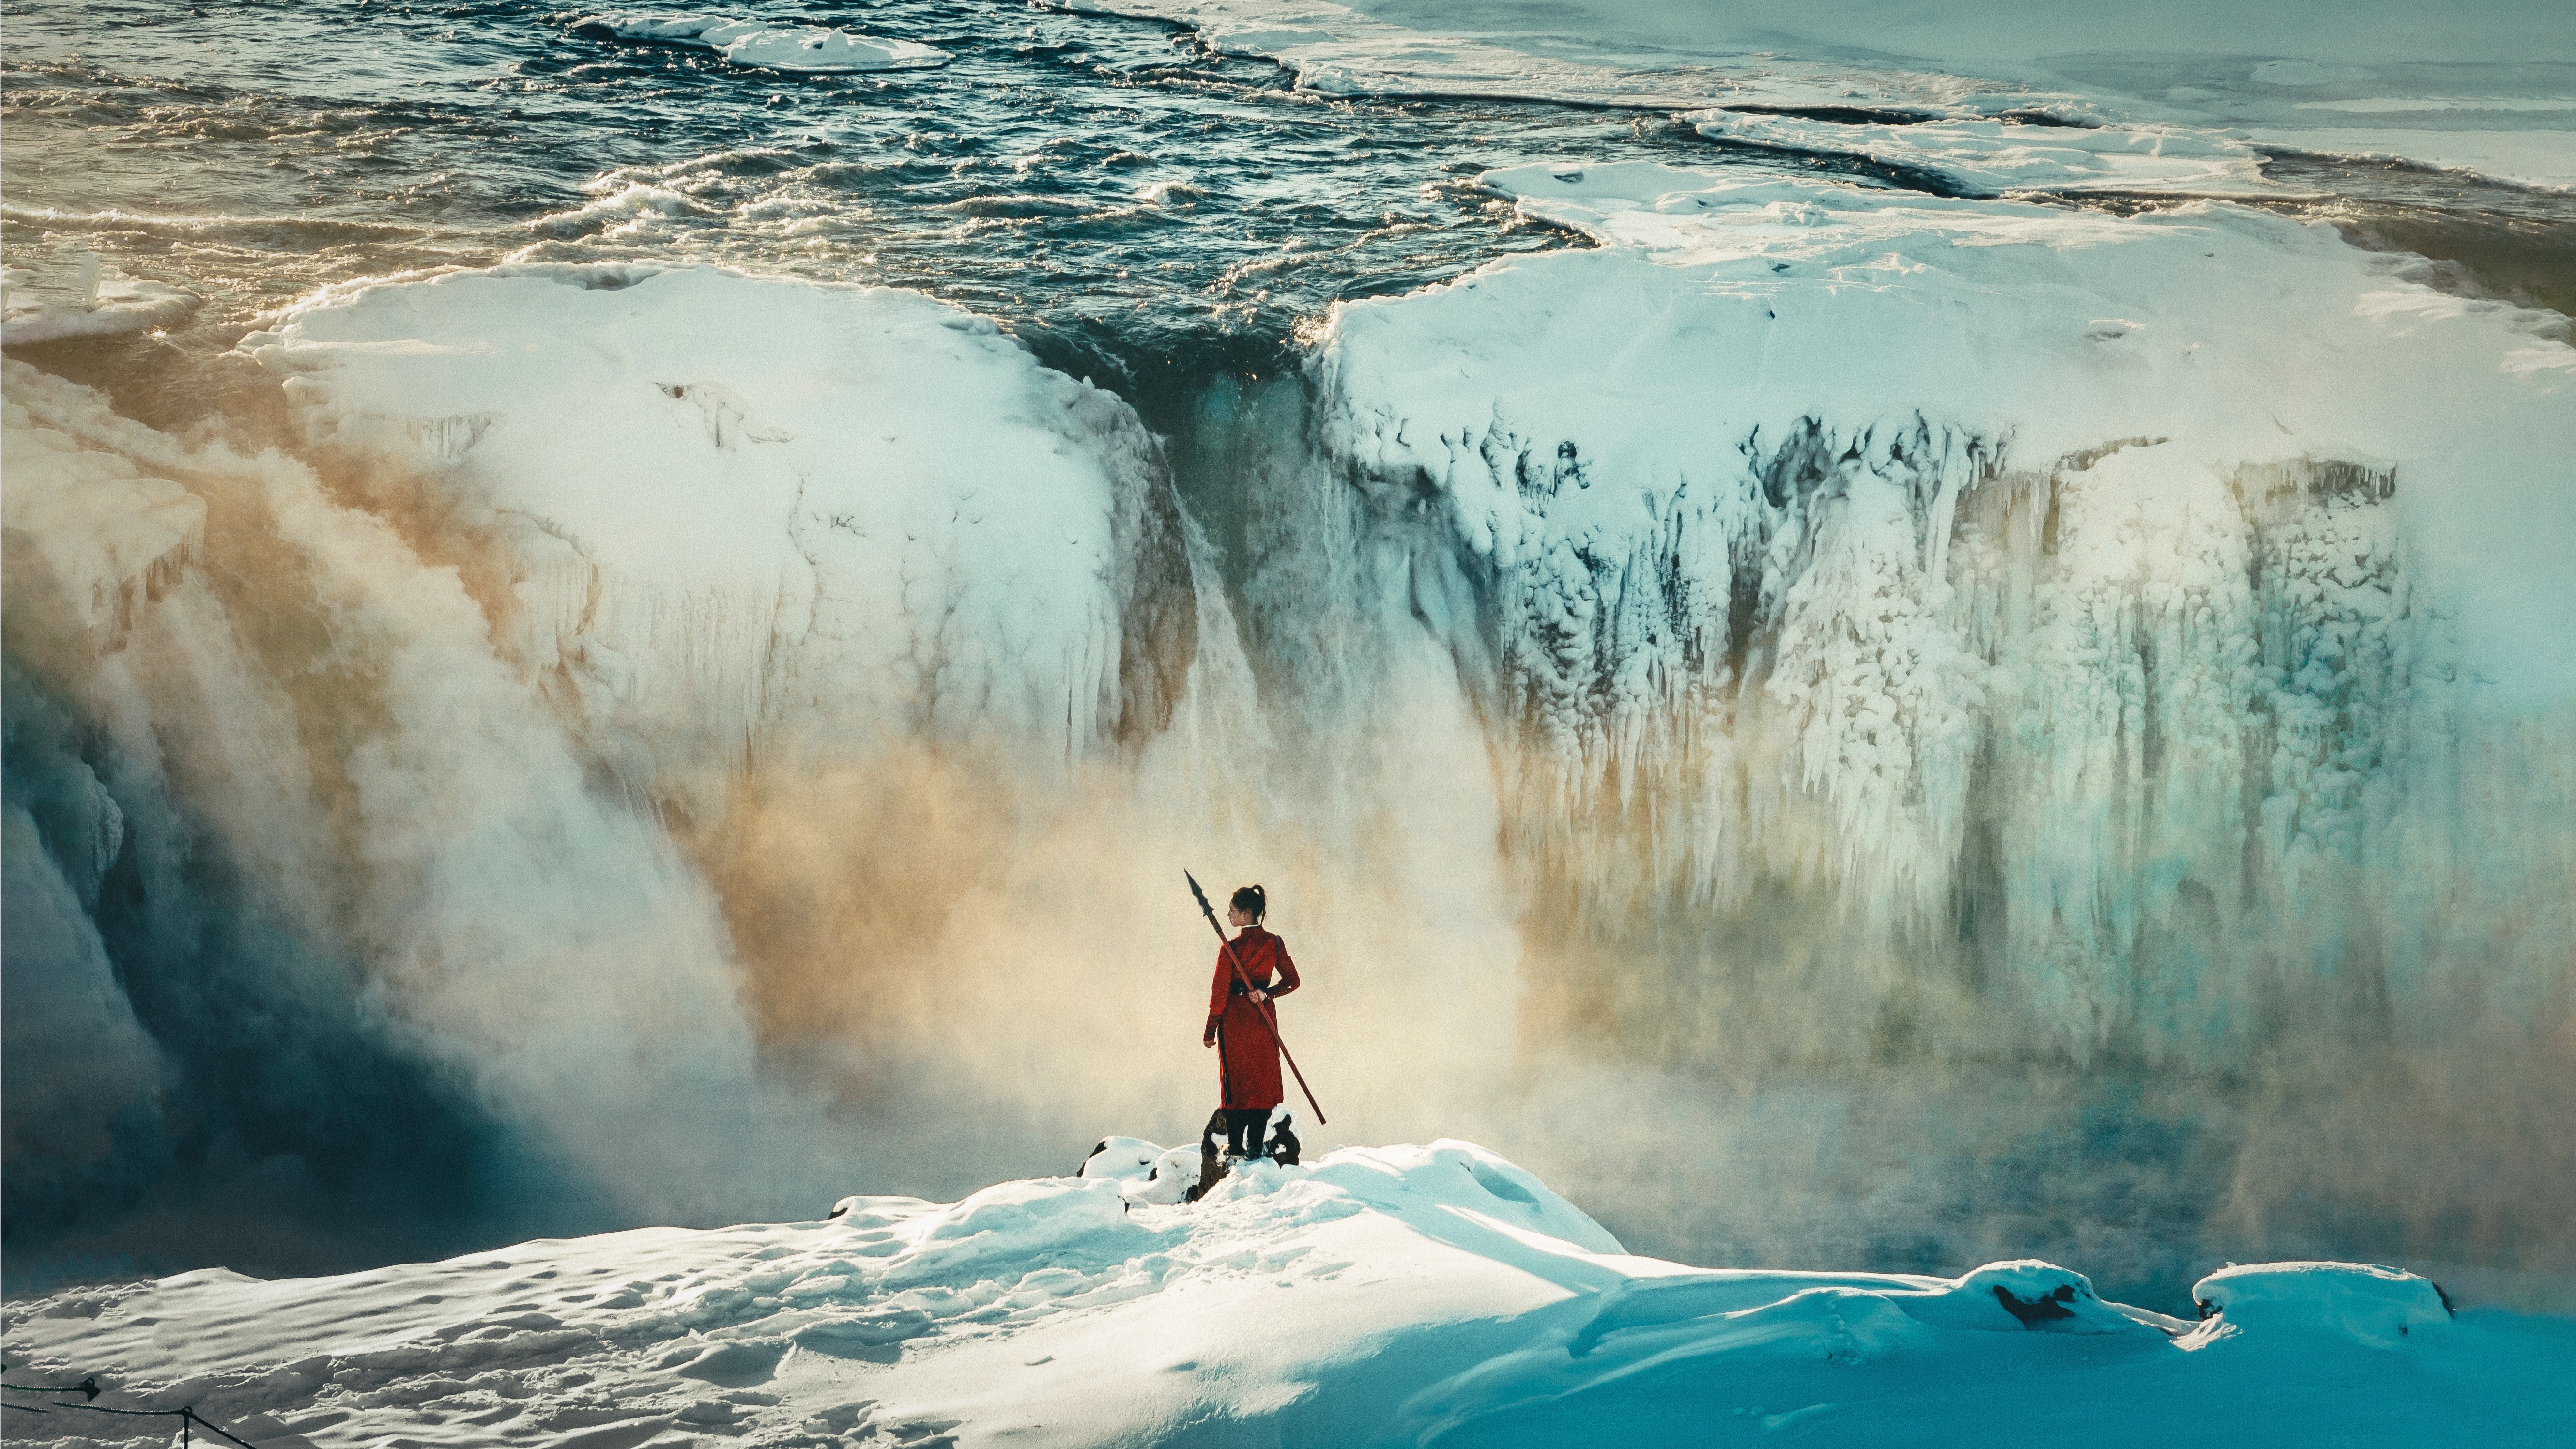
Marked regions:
[1187,869,1326,1125]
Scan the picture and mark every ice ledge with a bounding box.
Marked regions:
[1,387,207,650]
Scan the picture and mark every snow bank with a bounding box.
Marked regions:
[578,13,948,72]
[6,1142,2563,1447]
[2190,1261,2454,1349]
[241,263,1192,811]
[1306,160,2575,1060]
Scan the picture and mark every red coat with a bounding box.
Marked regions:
[1206,927,1300,1110]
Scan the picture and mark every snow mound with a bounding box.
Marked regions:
[239,263,1192,811]
[2,260,203,347]
[1692,113,2288,196]
[2189,1261,2455,1349]
[578,13,948,72]
[7,1141,2563,1447]
[0,399,206,644]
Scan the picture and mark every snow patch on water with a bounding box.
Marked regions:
[577,13,948,72]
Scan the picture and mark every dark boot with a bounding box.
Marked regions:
[1186,1109,1230,1203]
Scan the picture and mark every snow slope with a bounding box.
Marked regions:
[1057,1,2576,191]
[5,1141,2565,1447]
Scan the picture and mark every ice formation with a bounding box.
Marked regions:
[1304,161,2576,1063]
[577,14,948,72]
[0,402,205,645]
[4,1143,2563,1447]
[243,263,1197,813]
[1689,113,2284,197]
[1,259,203,348]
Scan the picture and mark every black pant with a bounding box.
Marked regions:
[1222,1107,1271,1157]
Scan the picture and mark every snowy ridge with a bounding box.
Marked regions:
[243,264,1200,815]
[6,1141,2563,1447]
[1311,163,2576,1062]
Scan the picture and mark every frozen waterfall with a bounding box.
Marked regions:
[4,173,2569,1302]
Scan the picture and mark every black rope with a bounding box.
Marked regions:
[50,1402,262,1448]
[0,1373,99,1398]
[4,1363,261,1447]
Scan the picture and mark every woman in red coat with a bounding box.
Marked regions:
[1202,883,1299,1158]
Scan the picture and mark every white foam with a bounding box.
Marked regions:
[582,12,948,72]
[1,362,854,1226]
[719,26,948,74]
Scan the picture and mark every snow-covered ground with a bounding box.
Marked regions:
[1056,0,2576,191]
[5,1141,2566,1447]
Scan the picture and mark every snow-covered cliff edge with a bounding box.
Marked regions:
[4,1141,2564,1447]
